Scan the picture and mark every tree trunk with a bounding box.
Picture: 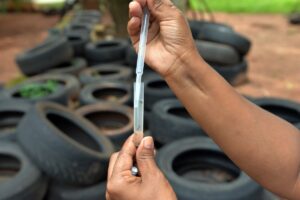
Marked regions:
[107,0,187,38]
[108,0,131,38]
[80,0,99,10]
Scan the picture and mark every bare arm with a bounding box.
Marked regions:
[166,51,300,199]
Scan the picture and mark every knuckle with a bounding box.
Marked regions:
[137,152,154,160]
[154,0,163,9]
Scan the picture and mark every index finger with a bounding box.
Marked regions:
[112,135,137,176]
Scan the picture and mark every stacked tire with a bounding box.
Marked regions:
[189,20,251,85]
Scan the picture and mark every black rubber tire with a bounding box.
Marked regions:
[0,142,48,200]
[197,26,251,55]
[125,45,155,74]
[156,137,264,200]
[1,74,80,106]
[0,99,31,141]
[149,99,206,145]
[289,13,300,25]
[262,190,280,200]
[65,22,92,34]
[85,40,128,65]
[65,30,90,57]
[79,82,132,106]
[47,57,87,76]
[46,181,106,200]
[76,103,133,149]
[188,20,233,39]
[125,45,138,67]
[16,36,73,76]
[252,98,300,126]
[17,102,115,185]
[211,59,248,85]
[79,65,133,85]
[144,73,176,110]
[196,40,240,65]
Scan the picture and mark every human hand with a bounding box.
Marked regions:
[128,0,199,78]
[106,135,177,200]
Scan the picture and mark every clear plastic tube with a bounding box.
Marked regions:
[133,82,144,146]
[133,7,150,146]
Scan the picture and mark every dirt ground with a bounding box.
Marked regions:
[0,13,299,102]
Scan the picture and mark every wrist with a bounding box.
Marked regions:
[164,49,209,88]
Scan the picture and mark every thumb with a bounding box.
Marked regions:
[136,136,159,178]
[147,0,178,21]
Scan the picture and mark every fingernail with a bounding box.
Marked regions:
[129,1,134,8]
[143,137,154,149]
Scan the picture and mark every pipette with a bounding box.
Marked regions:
[133,7,150,147]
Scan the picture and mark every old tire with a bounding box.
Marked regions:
[2,74,80,106]
[253,98,300,126]
[65,30,90,57]
[79,82,132,105]
[144,73,175,110]
[125,45,153,74]
[157,137,264,200]
[125,45,138,67]
[197,26,251,55]
[196,40,240,65]
[79,65,132,85]
[149,99,206,145]
[211,60,248,85]
[65,22,92,34]
[85,40,128,65]
[0,142,48,200]
[77,103,133,149]
[289,13,300,25]
[17,102,115,185]
[189,20,233,39]
[16,36,73,76]
[47,57,87,76]
[0,99,31,141]
[47,181,106,200]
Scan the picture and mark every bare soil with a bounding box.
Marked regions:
[0,13,300,102]
[0,13,58,83]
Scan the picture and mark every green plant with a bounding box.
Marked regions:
[188,0,300,13]
[19,80,59,99]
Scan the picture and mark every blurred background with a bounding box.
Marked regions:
[0,1,300,200]
[0,0,299,101]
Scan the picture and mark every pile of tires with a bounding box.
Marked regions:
[0,8,294,200]
[189,20,251,85]
[0,9,135,200]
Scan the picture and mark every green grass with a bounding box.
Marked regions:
[189,0,300,13]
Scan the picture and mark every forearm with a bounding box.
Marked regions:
[165,51,300,199]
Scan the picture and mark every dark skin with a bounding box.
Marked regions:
[106,0,300,199]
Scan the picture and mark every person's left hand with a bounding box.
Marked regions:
[106,135,177,200]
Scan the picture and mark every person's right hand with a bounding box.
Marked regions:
[128,0,199,78]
